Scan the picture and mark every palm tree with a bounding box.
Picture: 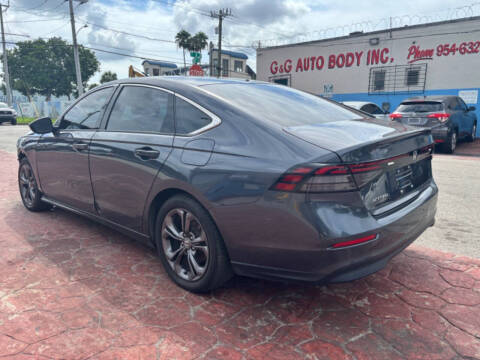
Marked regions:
[190,32,208,52]
[175,30,191,70]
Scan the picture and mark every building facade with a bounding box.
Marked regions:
[142,60,178,76]
[209,49,252,79]
[257,17,480,136]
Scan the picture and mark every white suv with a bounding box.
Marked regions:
[0,102,17,125]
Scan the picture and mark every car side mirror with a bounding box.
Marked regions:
[29,117,53,134]
[468,106,476,112]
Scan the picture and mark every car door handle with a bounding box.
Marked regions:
[72,142,88,151]
[134,147,160,160]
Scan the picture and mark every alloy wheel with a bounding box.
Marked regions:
[161,208,209,281]
[451,132,457,151]
[472,124,477,141]
[19,163,36,207]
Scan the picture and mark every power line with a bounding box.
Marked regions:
[148,0,210,17]
[39,19,70,37]
[4,17,67,23]
[8,2,71,18]
[11,0,50,12]
[83,20,176,44]
[4,39,181,65]
[86,42,188,63]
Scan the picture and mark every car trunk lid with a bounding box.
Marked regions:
[284,119,434,214]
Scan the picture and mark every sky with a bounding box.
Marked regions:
[3,0,479,85]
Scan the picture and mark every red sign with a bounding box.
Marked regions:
[269,47,393,75]
[408,42,480,63]
[189,64,204,76]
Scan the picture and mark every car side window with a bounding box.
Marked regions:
[106,86,174,133]
[453,98,463,111]
[59,87,114,130]
[175,97,212,135]
[458,97,468,111]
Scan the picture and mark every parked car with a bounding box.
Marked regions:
[389,96,477,153]
[342,101,389,120]
[0,102,17,125]
[17,78,438,292]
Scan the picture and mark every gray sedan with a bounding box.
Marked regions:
[17,77,438,292]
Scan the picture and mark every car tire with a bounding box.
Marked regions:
[18,158,51,212]
[11,118,16,125]
[154,195,233,293]
[443,131,457,154]
[466,123,476,142]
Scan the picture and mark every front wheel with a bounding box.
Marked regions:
[11,118,16,125]
[443,131,457,154]
[466,123,476,142]
[18,158,51,212]
[154,195,233,292]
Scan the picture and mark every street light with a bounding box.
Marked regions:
[76,24,88,36]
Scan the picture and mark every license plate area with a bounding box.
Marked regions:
[387,158,430,200]
[407,117,427,126]
[360,157,432,212]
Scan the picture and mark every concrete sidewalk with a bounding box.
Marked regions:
[1,151,479,359]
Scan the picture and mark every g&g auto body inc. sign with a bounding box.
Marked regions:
[269,40,480,75]
[270,47,393,75]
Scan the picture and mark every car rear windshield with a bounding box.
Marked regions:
[202,83,362,127]
[396,101,444,113]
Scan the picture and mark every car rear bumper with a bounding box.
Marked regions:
[430,126,450,143]
[229,180,438,283]
[0,115,16,122]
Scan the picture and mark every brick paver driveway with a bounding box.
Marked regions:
[1,150,480,359]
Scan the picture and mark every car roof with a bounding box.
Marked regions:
[102,76,261,90]
[401,95,457,103]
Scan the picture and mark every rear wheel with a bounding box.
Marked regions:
[443,131,457,154]
[467,123,476,142]
[154,195,233,292]
[18,158,51,212]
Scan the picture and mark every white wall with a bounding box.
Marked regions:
[257,17,480,95]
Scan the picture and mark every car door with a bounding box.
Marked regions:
[89,84,175,233]
[450,98,465,135]
[458,97,474,137]
[36,86,115,213]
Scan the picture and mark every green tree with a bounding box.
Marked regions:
[88,83,98,90]
[189,32,208,52]
[4,37,99,100]
[175,30,191,70]
[100,71,117,84]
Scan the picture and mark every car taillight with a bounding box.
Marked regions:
[272,165,357,193]
[427,113,450,123]
[389,113,402,120]
[271,163,382,193]
[271,146,433,193]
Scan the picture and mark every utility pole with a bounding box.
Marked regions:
[0,1,12,107]
[69,0,84,96]
[210,8,231,78]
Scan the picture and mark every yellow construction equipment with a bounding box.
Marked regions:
[128,65,146,78]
